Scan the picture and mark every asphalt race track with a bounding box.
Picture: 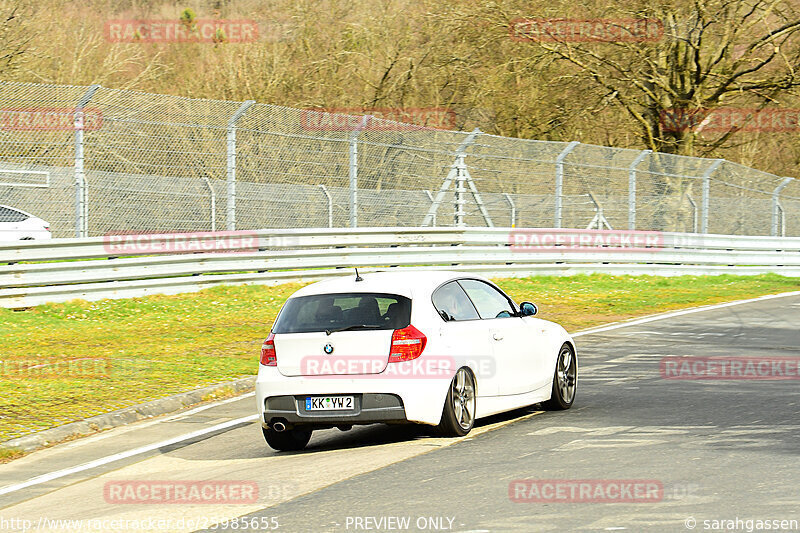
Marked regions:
[1,293,799,532]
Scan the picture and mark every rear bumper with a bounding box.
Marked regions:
[261,393,407,427]
[256,365,453,426]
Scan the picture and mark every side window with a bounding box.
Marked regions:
[0,207,28,223]
[458,279,516,319]
[432,281,480,321]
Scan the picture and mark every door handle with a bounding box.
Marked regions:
[492,333,503,341]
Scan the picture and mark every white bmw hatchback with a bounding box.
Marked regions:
[256,270,577,451]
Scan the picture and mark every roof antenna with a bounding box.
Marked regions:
[355,268,364,282]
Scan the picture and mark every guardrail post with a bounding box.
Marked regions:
[226,100,255,231]
[554,141,580,228]
[700,159,724,234]
[628,149,651,230]
[503,193,516,228]
[318,184,333,228]
[348,115,372,228]
[771,178,793,236]
[74,84,100,238]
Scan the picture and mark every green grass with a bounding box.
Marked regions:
[499,273,800,331]
[1,273,799,444]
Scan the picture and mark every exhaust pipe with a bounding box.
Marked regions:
[272,421,287,432]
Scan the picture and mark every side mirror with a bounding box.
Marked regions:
[520,302,538,316]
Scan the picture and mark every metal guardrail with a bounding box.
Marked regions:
[1,227,799,309]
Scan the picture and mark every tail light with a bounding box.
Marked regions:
[389,325,427,363]
[260,333,277,366]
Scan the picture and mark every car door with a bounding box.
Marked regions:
[458,279,539,395]
[431,281,494,396]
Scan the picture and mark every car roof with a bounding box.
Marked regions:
[290,270,492,299]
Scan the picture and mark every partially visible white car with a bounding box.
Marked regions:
[256,270,577,451]
[0,205,51,241]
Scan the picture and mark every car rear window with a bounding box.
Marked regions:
[272,292,411,334]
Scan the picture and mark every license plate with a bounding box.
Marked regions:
[305,396,354,411]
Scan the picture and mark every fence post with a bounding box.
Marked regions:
[201,177,216,231]
[349,131,358,228]
[700,159,723,234]
[628,149,651,230]
[685,193,698,233]
[423,190,436,226]
[318,184,333,228]
[74,84,100,238]
[349,115,371,228]
[454,154,467,226]
[772,177,793,236]
[422,129,481,226]
[503,193,516,228]
[554,141,580,228]
[226,100,255,231]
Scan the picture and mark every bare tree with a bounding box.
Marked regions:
[0,0,35,78]
[512,0,800,157]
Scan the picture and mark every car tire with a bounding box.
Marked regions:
[435,367,476,437]
[262,427,312,451]
[543,343,577,410]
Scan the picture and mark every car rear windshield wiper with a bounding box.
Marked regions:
[325,324,382,336]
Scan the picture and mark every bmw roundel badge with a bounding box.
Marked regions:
[323,343,334,355]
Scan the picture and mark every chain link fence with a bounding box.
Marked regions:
[0,80,797,238]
